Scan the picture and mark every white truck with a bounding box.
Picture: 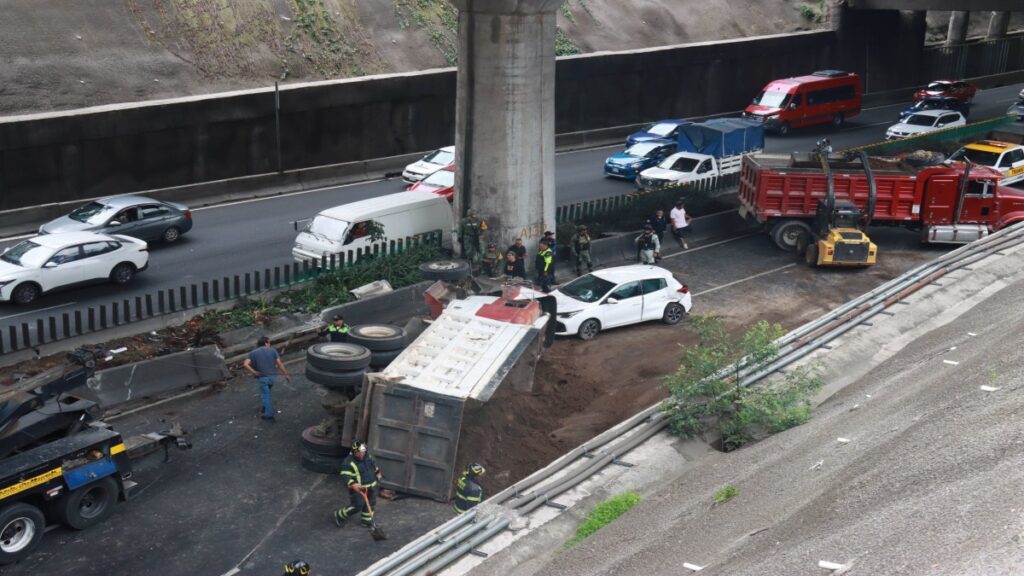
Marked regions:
[636,118,763,190]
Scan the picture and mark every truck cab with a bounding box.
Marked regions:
[636,152,719,189]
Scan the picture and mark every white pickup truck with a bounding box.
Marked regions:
[635,151,747,190]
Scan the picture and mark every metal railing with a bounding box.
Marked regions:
[924,34,1024,80]
[0,231,444,356]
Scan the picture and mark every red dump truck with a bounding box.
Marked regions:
[738,153,1024,251]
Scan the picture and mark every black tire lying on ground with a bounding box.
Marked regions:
[301,449,346,474]
[370,348,403,369]
[347,324,408,351]
[419,259,471,281]
[305,363,365,390]
[301,425,349,457]
[306,342,372,371]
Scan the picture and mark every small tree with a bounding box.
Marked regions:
[662,317,823,451]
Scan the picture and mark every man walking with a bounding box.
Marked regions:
[453,463,486,514]
[670,199,693,250]
[335,441,383,530]
[535,239,554,292]
[646,209,669,244]
[570,224,594,276]
[319,314,349,342]
[635,224,661,264]
[243,336,292,422]
[459,209,487,270]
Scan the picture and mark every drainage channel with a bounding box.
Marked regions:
[360,222,1024,576]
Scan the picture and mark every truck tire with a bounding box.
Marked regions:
[831,113,844,128]
[306,343,371,372]
[347,325,407,351]
[301,449,346,474]
[805,244,820,267]
[771,220,812,252]
[55,476,118,530]
[301,426,349,457]
[370,348,403,369]
[419,260,471,281]
[0,502,45,566]
[305,363,365,389]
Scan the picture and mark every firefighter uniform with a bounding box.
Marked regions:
[453,463,486,514]
[334,442,381,528]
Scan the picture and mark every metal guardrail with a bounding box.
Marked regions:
[841,115,1017,156]
[360,220,1024,576]
[0,231,444,356]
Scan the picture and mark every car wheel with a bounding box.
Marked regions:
[54,476,118,530]
[347,324,407,351]
[11,283,40,306]
[306,342,372,372]
[577,319,601,340]
[776,122,790,136]
[831,113,844,128]
[662,302,686,325]
[109,263,135,285]
[162,226,181,243]
[0,502,45,566]
[419,259,471,281]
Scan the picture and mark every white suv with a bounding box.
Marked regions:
[0,232,149,305]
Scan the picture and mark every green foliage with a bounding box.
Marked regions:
[555,28,581,56]
[393,0,459,65]
[284,0,380,78]
[714,485,738,504]
[798,1,827,23]
[197,243,441,332]
[662,317,824,451]
[566,491,642,547]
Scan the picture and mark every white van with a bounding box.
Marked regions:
[292,191,453,262]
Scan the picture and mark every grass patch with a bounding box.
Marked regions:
[566,491,642,547]
[714,485,738,504]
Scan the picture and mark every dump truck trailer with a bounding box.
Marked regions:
[738,153,1024,252]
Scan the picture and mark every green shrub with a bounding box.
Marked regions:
[566,491,642,546]
[714,485,738,504]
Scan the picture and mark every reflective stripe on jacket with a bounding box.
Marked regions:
[340,454,380,489]
[453,474,483,513]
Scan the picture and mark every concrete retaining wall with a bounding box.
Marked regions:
[82,345,228,409]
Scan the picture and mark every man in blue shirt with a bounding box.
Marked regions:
[243,336,292,421]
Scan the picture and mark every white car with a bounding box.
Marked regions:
[546,265,692,340]
[402,146,455,183]
[885,110,966,140]
[0,232,149,305]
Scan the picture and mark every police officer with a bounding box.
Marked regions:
[535,239,554,292]
[284,561,311,576]
[635,224,660,264]
[459,209,488,270]
[319,315,349,342]
[570,224,593,276]
[453,463,486,514]
[481,243,502,277]
[334,441,383,529]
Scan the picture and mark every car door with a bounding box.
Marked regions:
[599,281,643,328]
[105,207,143,238]
[1000,148,1024,178]
[136,204,174,241]
[640,278,670,321]
[40,245,87,290]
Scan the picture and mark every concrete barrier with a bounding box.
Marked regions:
[82,345,228,409]
[321,280,433,326]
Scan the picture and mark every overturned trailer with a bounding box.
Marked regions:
[362,289,550,501]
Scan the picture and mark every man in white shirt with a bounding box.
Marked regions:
[669,200,693,250]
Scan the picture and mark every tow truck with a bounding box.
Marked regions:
[0,349,190,565]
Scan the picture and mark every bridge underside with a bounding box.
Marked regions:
[847,0,1018,10]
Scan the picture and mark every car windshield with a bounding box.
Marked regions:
[304,215,349,241]
[926,82,950,92]
[661,156,699,172]
[559,274,616,303]
[424,149,454,165]
[1,240,50,267]
[753,90,789,108]
[422,169,455,187]
[68,201,116,224]
[916,100,946,110]
[646,123,677,137]
[948,148,1002,167]
[624,142,662,157]
[904,114,938,127]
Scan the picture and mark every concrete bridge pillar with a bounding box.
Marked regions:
[946,11,970,45]
[449,0,560,259]
[987,11,1010,39]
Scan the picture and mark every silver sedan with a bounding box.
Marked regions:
[40,195,194,243]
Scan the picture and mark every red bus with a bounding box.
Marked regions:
[743,70,863,136]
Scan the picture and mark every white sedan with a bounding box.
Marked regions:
[0,232,149,305]
[885,110,966,140]
[402,146,455,183]
[547,265,692,340]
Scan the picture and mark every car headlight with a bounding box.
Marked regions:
[558,310,583,318]
[767,114,779,121]
[630,161,645,168]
